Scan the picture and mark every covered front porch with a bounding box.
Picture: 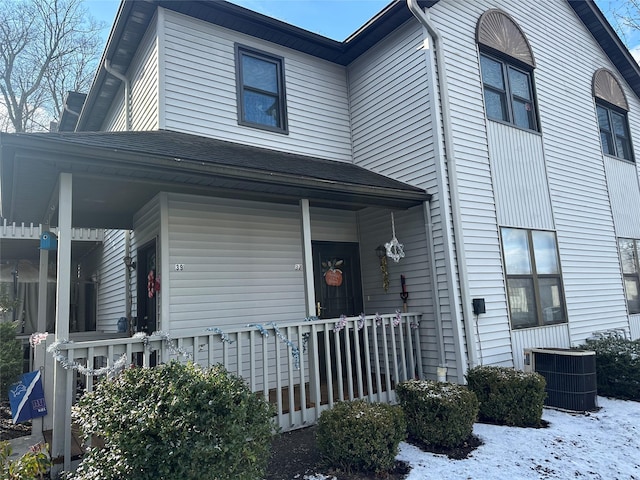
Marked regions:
[0,130,450,472]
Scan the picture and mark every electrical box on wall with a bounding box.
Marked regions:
[472,298,486,315]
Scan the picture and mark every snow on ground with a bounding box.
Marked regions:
[308,396,640,480]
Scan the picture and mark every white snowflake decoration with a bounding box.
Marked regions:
[385,212,405,263]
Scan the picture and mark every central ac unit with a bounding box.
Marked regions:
[523,347,598,412]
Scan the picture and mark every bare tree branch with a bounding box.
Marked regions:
[0,0,105,132]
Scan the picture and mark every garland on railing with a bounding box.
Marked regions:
[47,340,128,377]
[45,310,419,378]
[333,314,348,333]
[393,310,402,327]
[136,331,194,360]
[204,327,235,344]
[249,322,301,370]
[302,316,316,354]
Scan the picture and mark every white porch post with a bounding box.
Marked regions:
[300,199,315,316]
[299,199,320,401]
[51,173,73,473]
[33,245,49,435]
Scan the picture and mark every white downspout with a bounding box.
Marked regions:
[407,0,479,376]
[423,200,447,381]
[104,59,131,131]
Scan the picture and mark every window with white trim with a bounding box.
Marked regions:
[501,228,567,329]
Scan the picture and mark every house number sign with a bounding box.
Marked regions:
[174,264,184,271]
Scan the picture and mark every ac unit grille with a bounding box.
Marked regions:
[525,348,598,412]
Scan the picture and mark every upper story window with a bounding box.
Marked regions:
[618,238,640,314]
[476,9,538,132]
[593,69,633,161]
[235,45,288,134]
[501,228,566,329]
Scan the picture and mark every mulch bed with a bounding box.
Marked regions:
[4,400,491,479]
[265,425,482,480]
[0,401,31,441]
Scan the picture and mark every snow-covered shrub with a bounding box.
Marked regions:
[583,337,640,401]
[396,380,478,448]
[67,361,275,480]
[466,366,546,427]
[316,400,406,474]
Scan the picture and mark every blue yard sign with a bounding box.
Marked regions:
[8,370,47,424]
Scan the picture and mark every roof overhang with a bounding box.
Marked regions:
[568,0,640,100]
[0,130,429,229]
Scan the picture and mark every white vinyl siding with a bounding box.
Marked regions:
[487,122,554,230]
[510,323,570,370]
[427,1,513,366]
[165,194,307,336]
[101,17,159,132]
[162,8,351,162]
[130,19,159,131]
[102,91,126,132]
[357,206,438,379]
[631,315,640,340]
[604,157,640,238]
[95,229,127,332]
[430,0,636,357]
[348,20,461,379]
[310,208,358,243]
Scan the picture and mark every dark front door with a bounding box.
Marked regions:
[312,241,363,319]
[136,240,157,334]
[312,241,364,400]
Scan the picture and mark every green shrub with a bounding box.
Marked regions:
[316,400,406,474]
[1,440,50,479]
[396,380,478,448]
[582,337,640,400]
[67,361,275,480]
[466,366,546,427]
[0,321,23,398]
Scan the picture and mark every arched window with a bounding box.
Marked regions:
[477,9,538,131]
[593,69,633,161]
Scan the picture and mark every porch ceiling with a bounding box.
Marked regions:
[0,130,429,229]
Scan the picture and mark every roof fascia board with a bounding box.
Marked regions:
[568,0,640,100]
[1,135,429,206]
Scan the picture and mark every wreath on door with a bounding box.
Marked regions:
[147,270,160,298]
[322,259,344,287]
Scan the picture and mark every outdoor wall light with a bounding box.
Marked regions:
[123,255,136,271]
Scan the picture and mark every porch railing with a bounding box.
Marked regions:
[38,312,422,470]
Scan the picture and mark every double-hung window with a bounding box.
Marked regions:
[236,45,287,133]
[593,69,634,162]
[618,238,640,314]
[480,54,537,131]
[596,103,633,161]
[501,228,566,329]
[476,9,538,132]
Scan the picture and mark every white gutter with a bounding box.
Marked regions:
[104,59,131,131]
[407,0,479,377]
